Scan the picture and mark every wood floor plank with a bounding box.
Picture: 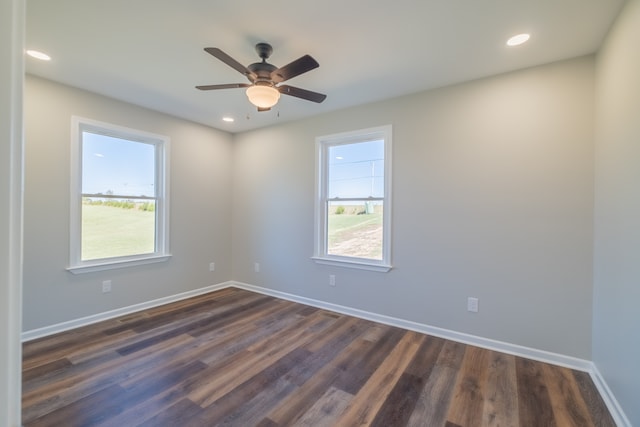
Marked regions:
[542,362,594,427]
[405,335,447,379]
[335,330,423,426]
[194,298,302,364]
[188,310,332,407]
[196,314,298,367]
[370,372,424,427]
[22,288,615,427]
[516,358,557,427]
[370,335,445,427]
[265,336,376,425]
[183,348,310,425]
[215,377,297,427]
[96,385,193,427]
[120,359,209,401]
[97,325,278,427]
[25,383,128,427]
[304,314,365,353]
[446,345,490,427]
[64,329,140,364]
[481,351,519,427]
[22,357,73,383]
[184,294,277,338]
[23,326,125,371]
[287,316,370,387]
[23,350,121,397]
[292,386,353,427]
[572,370,617,427]
[136,398,204,427]
[405,340,466,427]
[254,418,280,427]
[100,302,300,427]
[99,289,242,336]
[23,332,197,421]
[331,325,405,395]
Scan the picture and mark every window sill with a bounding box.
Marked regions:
[67,254,172,274]
[311,256,392,272]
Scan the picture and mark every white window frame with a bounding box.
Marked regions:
[68,116,171,274]
[313,125,392,272]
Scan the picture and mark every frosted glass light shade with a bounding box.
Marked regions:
[246,84,280,109]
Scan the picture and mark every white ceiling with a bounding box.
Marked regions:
[26,0,625,133]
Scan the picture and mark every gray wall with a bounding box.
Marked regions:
[593,0,640,425]
[23,75,234,331]
[232,56,596,359]
[1,1,24,425]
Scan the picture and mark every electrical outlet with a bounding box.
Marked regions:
[209,262,215,272]
[329,274,336,287]
[467,297,479,313]
[254,262,260,273]
[102,280,112,293]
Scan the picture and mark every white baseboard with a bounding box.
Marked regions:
[21,280,631,426]
[21,281,233,342]
[231,281,592,371]
[589,364,632,427]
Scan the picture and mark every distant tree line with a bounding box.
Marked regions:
[82,198,155,212]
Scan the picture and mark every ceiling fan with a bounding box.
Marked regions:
[196,42,327,112]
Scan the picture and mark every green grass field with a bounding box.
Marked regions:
[82,204,382,261]
[82,204,155,260]
[328,212,383,259]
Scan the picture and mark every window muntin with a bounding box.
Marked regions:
[69,117,170,273]
[314,126,392,271]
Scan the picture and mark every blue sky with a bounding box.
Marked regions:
[82,132,155,197]
[82,132,381,199]
[328,139,384,198]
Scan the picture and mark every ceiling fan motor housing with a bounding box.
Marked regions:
[248,61,277,83]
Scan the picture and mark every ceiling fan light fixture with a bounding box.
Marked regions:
[246,83,280,109]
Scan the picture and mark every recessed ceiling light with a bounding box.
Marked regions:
[506,33,530,47]
[222,117,234,122]
[26,50,51,61]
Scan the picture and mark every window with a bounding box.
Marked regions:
[69,117,170,273]
[313,125,392,272]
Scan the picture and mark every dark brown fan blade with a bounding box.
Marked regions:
[195,83,250,90]
[257,107,271,112]
[204,48,257,81]
[278,85,327,103]
[271,55,319,83]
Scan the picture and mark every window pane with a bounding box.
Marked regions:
[327,200,383,260]
[82,132,156,197]
[328,140,384,199]
[81,197,156,261]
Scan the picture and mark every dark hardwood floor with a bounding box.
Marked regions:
[22,288,616,426]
